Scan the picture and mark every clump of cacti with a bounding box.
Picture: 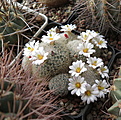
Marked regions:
[0,1,26,49]
[0,80,30,118]
[108,66,121,119]
[76,0,121,33]
[22,24,110,104]
[49,74,69,96]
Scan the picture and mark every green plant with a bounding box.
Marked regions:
[0,0,26,49]
[22,24,109,104]
[108,66,121,119]
[23,42,71,78]
[77,0,121,33]
[49,74,69,96]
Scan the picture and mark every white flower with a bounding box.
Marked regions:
[87,57,104,69]
[49,26,57,32]
[97,66,109,78]
[68,76,87,96]
[60,24,76,32]
[78,30,93,42]
[81,84,99,104]
[88,30,99,38]
[41,31,60,43]
[95,80,110,98]
[69,60,87,77]
[92,36,107,48]
[30,47,48,65]
[77,42,95,57]
[23,40,39,57]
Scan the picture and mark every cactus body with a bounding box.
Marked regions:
[0,5,26,48]
[32,43,71,78]
[49,74,69,96]
[108,100,121,117]
[0,91,14,113]
[108,66,121,118]
[80,0,121,33]
[110,90,121,103]
[67,40,87,62]
[82,64,100,85]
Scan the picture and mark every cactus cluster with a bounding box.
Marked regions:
[32,42,71,78]
[77,0,121,33]
[0,1,26,49]
[0,80,29,119]
[108,66,121,119]
[49,74,69,97]
[22,24,110,103]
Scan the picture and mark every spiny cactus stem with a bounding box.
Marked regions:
[6,0,48,42]
[16,87,37,118]
[7,49,23,68]
[1,38,4,56]
[5,0,48,68]
[3,26,35,37]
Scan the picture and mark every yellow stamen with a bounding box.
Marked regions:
[49,38,53,40]
[28,47,34,52]
[98,41,103,45]
[98,86,104,90]
[68,28,71,31]
[92,61,97,66]
[83,48,88,53]
[75,82,81,88]
[85,90,91,96]
[76,67,81,73]
[37,54,44,60]
[101,68,106,72]
[83,34,88,40]
[0,17,2,22]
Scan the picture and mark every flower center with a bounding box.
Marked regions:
[83,48,88,53]
[75,82,81,88]
[85,90,91,96]
[92,61,97,66]
[76,67,81,73]
[49,38,53,40]
[98,41,103,45]
[101,68,106,72]
[37,54,44,60]
[98,86,104,90]
[68,28,71,31]
[28,47,34,52]
[83,34,88,40]
[0,17,2,22]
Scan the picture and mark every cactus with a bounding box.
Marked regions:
[66,40,87,62]
[81,64,101,85]
[49,74,69,96]
[25,42,71,78]
[108,66,121,118]
[22,24,109,103]
[0,81,29,116]
[0,1,26,49]
[77,0,121,33]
